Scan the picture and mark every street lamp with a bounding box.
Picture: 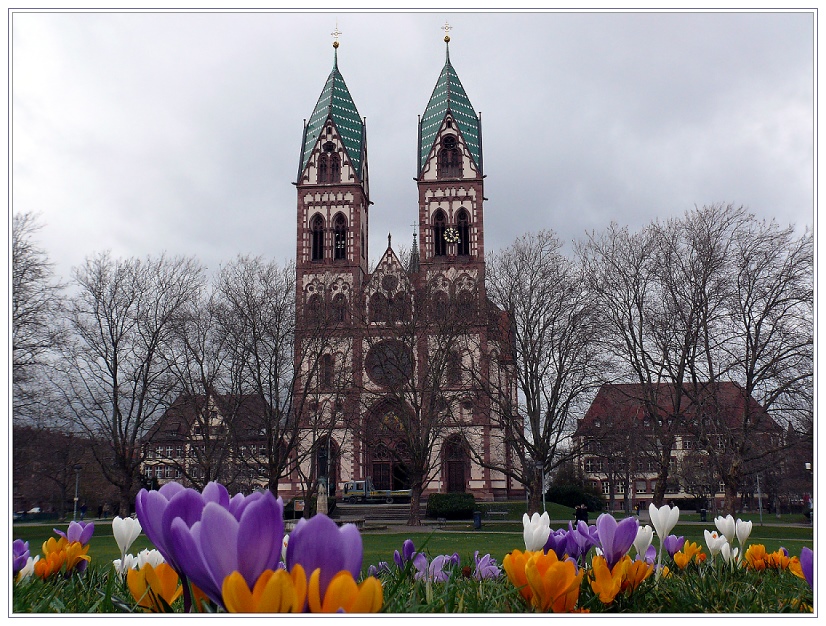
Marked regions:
[72,464,83,521]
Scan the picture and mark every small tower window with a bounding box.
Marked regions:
[433,210,447,257]
[320,354,334,389]
[319,141,341,184]
[311,214,324,261]
[331,293,348,324]
[456,209,470,256]
[438,135,461,178]
[333,213,347,260]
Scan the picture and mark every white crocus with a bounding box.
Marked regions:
[735,519,752,549]
[136,548,165,569]
[704,529,727,561]
[17,556,39,581]
[282,533,290,562]
[714,515,736,545]
[648,503,680,539]
[522,511,551,551]
[112,515,142,561]
[720,542,739,567]
[113,553,138,575]
[634,525,654,558]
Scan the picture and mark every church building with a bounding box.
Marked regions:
[288,33,521,502]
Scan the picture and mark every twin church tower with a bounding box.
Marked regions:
[290,31,518,502]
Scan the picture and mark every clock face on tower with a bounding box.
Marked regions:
[364,340,413,387]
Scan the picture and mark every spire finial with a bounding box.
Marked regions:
[442,21,452,62]
[388,233,392,249]
[332,23,342,48]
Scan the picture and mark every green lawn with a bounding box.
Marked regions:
[13,516,812,579]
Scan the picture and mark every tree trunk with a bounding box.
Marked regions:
[527,475,543,515]
[407,481,423,526]
[723,482,740,516]
[118,485,132,517]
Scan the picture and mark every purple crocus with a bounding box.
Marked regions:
[367,561,390,577]
[567,521,599,563]
[167,489,284,608]
[800,547,813,589]
[135,481,232,574]
[286,513,362,601]
[413,553,458,582]
[595,514,639,569]
[635,544,656,564]
[53,521,95,546]
[12,540,29,575]
[473,551,501,580]
[543,529,570,560]
[393,538,417,570]
[663,535,686,558]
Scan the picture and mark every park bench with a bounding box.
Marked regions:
[486,510,508,520]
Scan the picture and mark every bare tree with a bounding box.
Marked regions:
[12,212,65,423]
[479,230,607,514]
[58,252,204,515]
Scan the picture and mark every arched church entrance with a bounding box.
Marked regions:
[365,401,412,491]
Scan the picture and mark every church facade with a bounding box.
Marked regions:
[288,37,521,502]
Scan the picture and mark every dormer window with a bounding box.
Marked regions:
[437,135,461,178]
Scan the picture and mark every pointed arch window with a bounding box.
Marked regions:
[331,293,348,324]
[320,354,334,389]
[446,350,462,386]
[306,293,323,325]
[456,209,470,256]
[319,141,341,184]
[333,213,347,260]
[370,292,389,323]
[433,210,447,257]
[311,214,324,261]
[438,135,462,178]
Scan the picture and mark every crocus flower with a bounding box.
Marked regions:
[543,529,570,560]
[735,518,752,552]
[589,555,623,604]
[114,553,138,575]
[13,539,30,575]
[137,548,165,569]
[113,516,142,562]
[621,556,654,593]
[673,541,705,569]
[714,514,736,545]
[523,550,583,613]
[720,542,739,567]
[595,513,638,569]
[286,513,362,602]
[648,503,679,539]
[393,538,417,570]
[307,569,383,613]
[54,521,95,546]
[663,535,686,558]
[17,556,39,581]
[413,553,458,582]
[473,551,501,580]
[168,489,284,607]
[704,529,727,561]
[222,566,306,613]
[633,525,653,559]
[127,562,183,612]
[793,547,813,589]
[567,521,599,563]
[367,561,390,578]
[282,534,289,563]
[503,549,535,603]
[523,511,551,552]
[636,545,656,564]
[34,550,66,579]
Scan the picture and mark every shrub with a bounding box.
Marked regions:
[547,484,604,512]
[425,493,476,520]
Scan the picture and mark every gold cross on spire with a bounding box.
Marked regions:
[442,21,452,43]
[331,23,342,48]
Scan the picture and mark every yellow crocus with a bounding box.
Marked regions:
[620,557,654,594]
[744,544,768,570]
[222,566,307,613]
[674,541,706,570]
[589,555,623,604]
[42,536,68,556]
[307,568,383,613]
[63,541,91,574]
[789,557,804,580]
[524,550,583,613]
[127,562,183,612]
[503,549,537,603]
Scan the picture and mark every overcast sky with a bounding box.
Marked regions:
[11,10,814,283]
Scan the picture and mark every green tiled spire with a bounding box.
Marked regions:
[298,47,365,182]
[419,41,481,175]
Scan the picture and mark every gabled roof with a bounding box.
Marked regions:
[148,392,271,441]
[419,42,481,174]
[299,48,365,181]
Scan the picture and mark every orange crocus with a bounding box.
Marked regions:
[307,568,383,613]
[34,550,66,579]
[524,550,583,613]
[503,549,536,603]
[222,566,307,613]
[63,541,91,574]
[42,536,68,556]
[127,562,183,612]
[620,557,654,593]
